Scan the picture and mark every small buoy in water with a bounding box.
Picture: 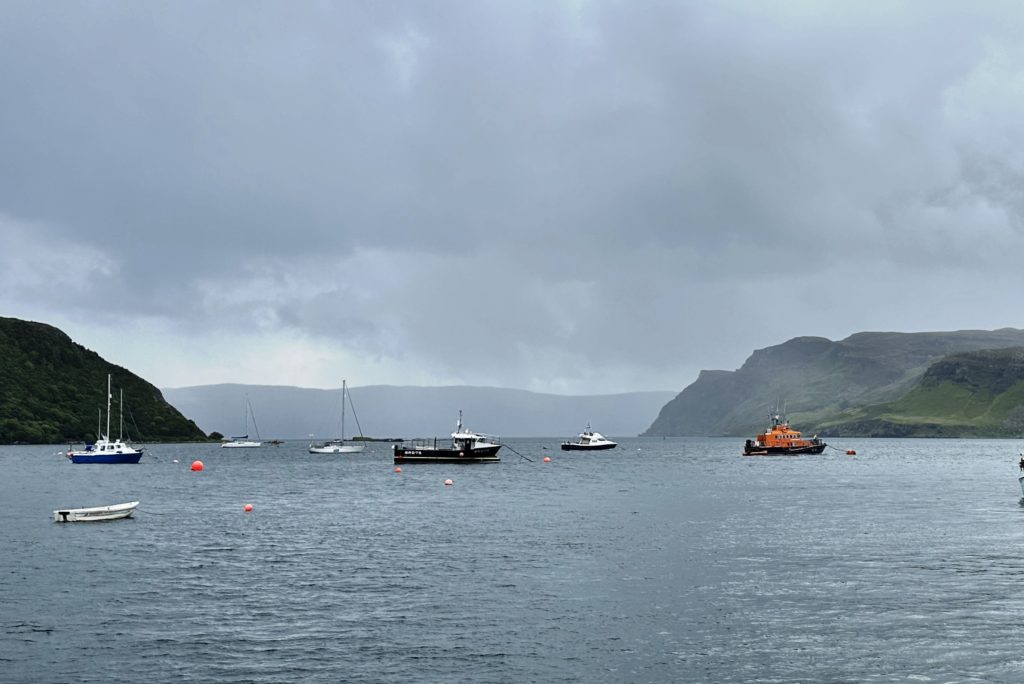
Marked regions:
[444,478,454,486]
[172,459,179,463]
[846,449,856,456]
[543,456,551,463]
[244,503,253,512]
[394,466,402,473]
[190,460,204,471]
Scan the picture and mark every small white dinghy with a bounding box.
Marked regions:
[54,501,139,523]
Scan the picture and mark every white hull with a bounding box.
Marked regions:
[222,441,262,448]
[309,443,365,454]
[54,500,139,522]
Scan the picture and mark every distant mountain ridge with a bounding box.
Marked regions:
[643,328,1024,437]
[0,317,207,444]
[162,384,676,439]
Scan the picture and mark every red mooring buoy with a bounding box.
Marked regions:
[444,478,454,486]
[846,449,856,456]
[244,503,253,512]
[190,460,204,471]
[543,456,552,463]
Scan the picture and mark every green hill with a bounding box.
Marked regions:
[817,347,1024,437]
[0,317,208,444]
[643,329,1024,437]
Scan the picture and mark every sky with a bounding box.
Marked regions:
[3,1,1024,395]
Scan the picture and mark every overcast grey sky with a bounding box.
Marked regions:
[3,1,1024,394]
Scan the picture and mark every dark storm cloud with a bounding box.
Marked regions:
[4,1,1024,392]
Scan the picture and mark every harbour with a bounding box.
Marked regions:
[5,437,1024,682]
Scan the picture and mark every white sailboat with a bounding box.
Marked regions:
[309,380,365,454]
[222,395,262,448]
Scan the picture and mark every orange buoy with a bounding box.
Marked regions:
[846,449,856,456]
[394,466,402,473]
[444,478,454,486]
[543,456,551,463]
[244,503,253,512]
[190,460,204,471]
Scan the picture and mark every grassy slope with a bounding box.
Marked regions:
[0,317,208,444]
[816,348,1024,437]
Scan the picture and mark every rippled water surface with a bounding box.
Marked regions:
[4,438,1024,682]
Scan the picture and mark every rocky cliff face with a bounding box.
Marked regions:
[644,329,1024,437]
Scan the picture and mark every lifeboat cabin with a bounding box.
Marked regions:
[743,414,826,456]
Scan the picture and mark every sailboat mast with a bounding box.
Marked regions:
[119,389,124,441]
[105,374,111,440]
[341,379,347,441]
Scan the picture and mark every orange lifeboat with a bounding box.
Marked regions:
[743,414,826,456]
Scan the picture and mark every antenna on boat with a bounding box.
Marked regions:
[105,374,112,441]
[457,409,463,433]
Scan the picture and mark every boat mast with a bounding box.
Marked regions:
[105,374,112,441]
[247,395,261,441]
[341,379,347,441]
[119,389,123,441]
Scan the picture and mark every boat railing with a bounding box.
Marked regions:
[399,433,502,449]
[401,437,442,449]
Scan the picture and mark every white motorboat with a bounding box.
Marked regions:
[54,500,139,522]
[561,424,617,451]
[309,380,366,454]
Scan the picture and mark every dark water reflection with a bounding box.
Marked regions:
[3,438,1024,682]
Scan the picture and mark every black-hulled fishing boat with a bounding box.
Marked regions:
[392,411,502,464]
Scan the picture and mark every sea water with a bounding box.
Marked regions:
[2,438,1024,682]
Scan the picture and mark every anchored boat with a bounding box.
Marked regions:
[309,380,365,453]
[393,411,502,464]
[66,375,144,464]
[743,413,826,455]
[54,500,139,522]
[561,424,617,451]
[222,395,262,448]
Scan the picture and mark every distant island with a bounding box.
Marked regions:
[0,317,209,444]
[644,328,1024,438]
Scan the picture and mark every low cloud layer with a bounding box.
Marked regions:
[4,2,1024,393]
